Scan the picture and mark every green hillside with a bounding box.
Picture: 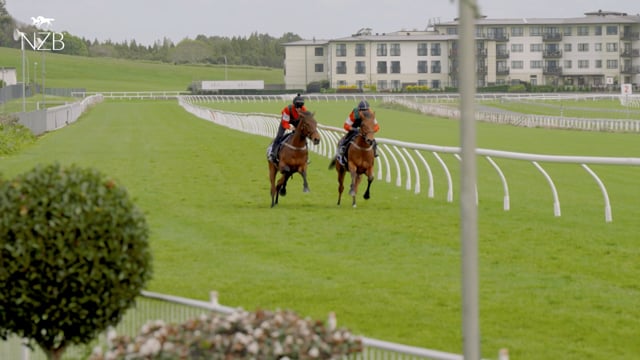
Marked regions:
[0,47,284,91]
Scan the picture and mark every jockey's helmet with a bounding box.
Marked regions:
[358,100,370,110]
[293,94,305,108]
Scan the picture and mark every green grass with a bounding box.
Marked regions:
[1,100,639,360]
[0,47,284,91]
[481,98,640,119]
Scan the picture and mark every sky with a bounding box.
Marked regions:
[6,0,638,46]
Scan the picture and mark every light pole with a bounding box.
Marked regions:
[34,62,37,92]
[224,55,228,81]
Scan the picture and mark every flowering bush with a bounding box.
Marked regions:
[92,308,362,359]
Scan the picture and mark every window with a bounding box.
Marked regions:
[431,43,441,56]
[529,26,542,36]
[578,60,589,69]
[314,47,324,56]
[530,60,543,69]
[511,44,523,52]
[530,43,542,52]
[355,61,366,74]
[606,26,618,35]
[418,80,429,86]
[377,61,387,74]
[606,59,618,69]
[336,44,346,57]
[595,60,602,68]
[431,60,441,73]
[577,26,589,36]
[390,43,401,56]
[336,61,346,74]
[594,26,602,35]
[314,63,323,72]
[595,43,602,52]
[577,43,589,52]
[390,61,401,73]
[606,43,618,52]
[417,60,428,73]
[431,80,441,89]
[391,80,401,90]
[355,43,366,57]
[446,27,457,35]
[337,80,346,87]
[377,43,387,56]
[564,43,572,52]
[417,43,428,56]
[563,26,572,36]
[377,80,388,90]
[511,60,523,69]
[511,27,524,36]
[564,60,572,69]
[356,80,365,89]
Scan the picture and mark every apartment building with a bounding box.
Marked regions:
[283,10,640,91]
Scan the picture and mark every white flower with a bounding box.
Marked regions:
[247,341,259,354]
[308,347,320,358]
[253,328,264,338]
[139,338,162,356]
[273,341,283,355]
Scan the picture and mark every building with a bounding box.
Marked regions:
[283,10,640,91]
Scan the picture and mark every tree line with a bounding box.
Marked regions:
[0,0,300,68]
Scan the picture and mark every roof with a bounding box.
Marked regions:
[438,10,640,26]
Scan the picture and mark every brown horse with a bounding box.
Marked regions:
[328,109,376,207]
[268,110,321,207]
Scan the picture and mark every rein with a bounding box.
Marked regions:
[349,140,373,151]
[282,142,307,151]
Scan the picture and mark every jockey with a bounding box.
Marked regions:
[268,94,307,162]
[337,100,380,163]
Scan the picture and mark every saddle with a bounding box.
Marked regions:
[267,133,294,164]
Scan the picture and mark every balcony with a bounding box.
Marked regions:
[543,50,562,58]
[477,66,488,75]
[496,50,510,59]
[496,67,510,75]
[542,33,563,42]
[543,66,563,75]
[620,32,640,41]
[477,48,487,57]
[621,66,640,74]
[621,49,640,57]
[486,33,509,42]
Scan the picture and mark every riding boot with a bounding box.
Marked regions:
[373,141,379,157]
[270,127,285,162]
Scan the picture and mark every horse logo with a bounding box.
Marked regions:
[30,16,55,29]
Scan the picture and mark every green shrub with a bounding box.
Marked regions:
[0,115,36,155]
[0,163,153,360]
[93,309,362,360]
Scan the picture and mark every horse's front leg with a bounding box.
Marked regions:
[363,170,374,200]
[349,171,361,208]
[278,172,290,197]
[300,166,311,193]
[269,163,278,207]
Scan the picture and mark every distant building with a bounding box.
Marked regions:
[283,10,640,91]
[0,67,18,86]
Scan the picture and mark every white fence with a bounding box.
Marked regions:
[178,95,640,223]
[1,291,467,360]
[17,95,104,136]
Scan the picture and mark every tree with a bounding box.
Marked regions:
[0,163,153,360]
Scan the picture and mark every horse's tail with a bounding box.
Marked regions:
[328,158,336,169]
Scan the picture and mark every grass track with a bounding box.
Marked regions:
[1,100,639,360]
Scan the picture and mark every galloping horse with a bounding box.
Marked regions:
[328,109,376,207]
[268,110,321,207]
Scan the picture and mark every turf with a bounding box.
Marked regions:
[1,100,639,360]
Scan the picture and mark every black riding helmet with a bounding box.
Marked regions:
[293,94,305,108]
[358,100,370,110]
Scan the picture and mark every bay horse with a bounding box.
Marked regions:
[328,109,376,207]
[268,110,321,207]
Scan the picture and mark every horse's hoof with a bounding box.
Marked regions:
[279,189,287,196]
[364,194,370,200]
[303,188,310,193]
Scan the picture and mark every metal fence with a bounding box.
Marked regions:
[1,291,467,360]
[16,94,104,136]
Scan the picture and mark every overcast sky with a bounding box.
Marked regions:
[6,0,638,46]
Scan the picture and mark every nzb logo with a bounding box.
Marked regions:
[13,15,65,51]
